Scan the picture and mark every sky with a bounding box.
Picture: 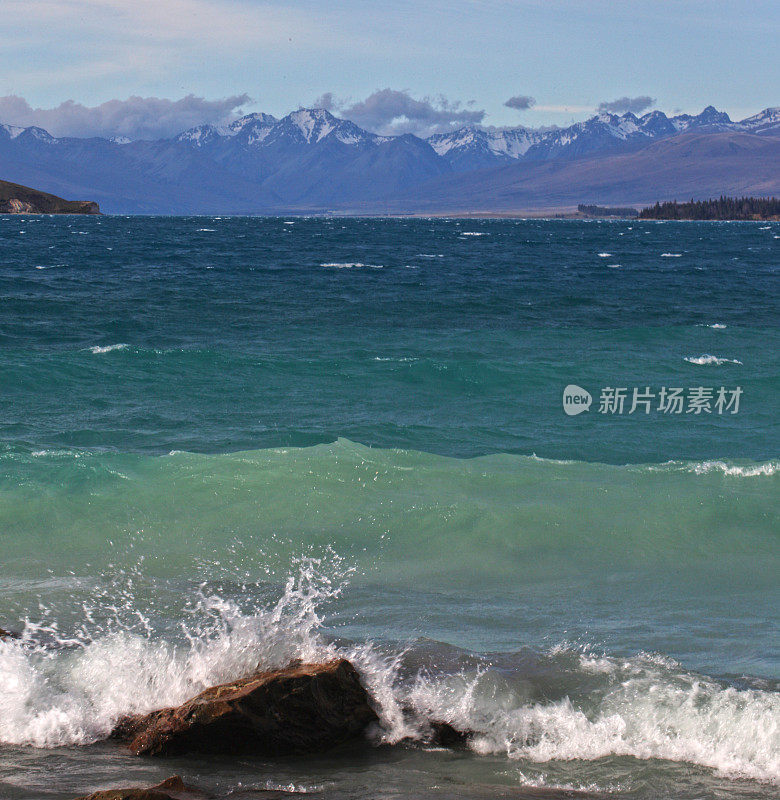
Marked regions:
[1,0,778,139]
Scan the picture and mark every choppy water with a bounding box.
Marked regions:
[0,216,778,799]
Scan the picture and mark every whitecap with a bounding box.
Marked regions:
[196,228,216,232]
[661,253,682,257]
[86,344,129,354]
[320,268,384,269]
[597,252,611,257]
[690,460,778,477]
[684,354,742,365]
[606,264,621,269]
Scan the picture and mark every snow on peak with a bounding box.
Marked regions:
[176,113,278,146]
[286,108,338,143]
[738,107,780,132]
[175,124,220,145]
[0,124,56,143]
[1,123,25,139]
[428,125,540,159]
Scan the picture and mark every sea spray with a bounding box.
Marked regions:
[2,556,778,785]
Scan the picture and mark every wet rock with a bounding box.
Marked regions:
[113,659,378,757]
[428,720,472,747]
[74,775,206,800]
[0,627,20,640]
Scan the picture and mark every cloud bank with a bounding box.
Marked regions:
[0,94,251,140]
[598,95,656,115]
[504,95,536,111]
[314,89,485,136]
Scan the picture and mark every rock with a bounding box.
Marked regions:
[0,627,20,640]
[73,775,206,800]
[429,720,472,747]
[113,659,378,757]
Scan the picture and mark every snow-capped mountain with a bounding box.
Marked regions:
[428,126,546,170]
[176,109,386,150]
[0,124,56,144]
[264,108,386,147]
[175,112,279,147]
[738,107,780,133]
[0,105,776,213]
[429,106,744,169]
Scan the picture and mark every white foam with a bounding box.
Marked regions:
[460,232,488,236]
[690,460,778,477]
[0,557,348,748]
[320,268,384,269]
[2,561,777,785]
[86,344,129,354]
[661,253,682,257]
[597,252,612,257]
[684,354,742,365]
[196,228,216,232]
[400,651,780,784]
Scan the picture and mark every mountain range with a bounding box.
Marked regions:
[1,105,778,214]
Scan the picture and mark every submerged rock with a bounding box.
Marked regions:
[74,775,205,800]
[113,659,378,757]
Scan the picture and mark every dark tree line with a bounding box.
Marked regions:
[639,196,780,220]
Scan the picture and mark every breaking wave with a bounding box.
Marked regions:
[1,557,777,786]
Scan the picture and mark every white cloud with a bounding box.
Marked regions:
[0,94,251,139]
[314,89,485,136]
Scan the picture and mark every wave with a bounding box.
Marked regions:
[684,354,743,365]
[687,459,778,477]
[85,343,129,354]
[1,442,776,575]
[320,262,383,269]
[0,558,777,785]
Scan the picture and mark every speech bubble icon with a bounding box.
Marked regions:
[562,384,592,416]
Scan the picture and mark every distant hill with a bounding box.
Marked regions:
[0,178,100,214]
[370,130,780,215]
[0,106,777,214]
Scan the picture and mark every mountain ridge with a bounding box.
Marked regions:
[0,106,777,214]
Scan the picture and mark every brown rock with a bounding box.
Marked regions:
[74,775,205,800]
[113,659,377,757]
[0,627,20,640]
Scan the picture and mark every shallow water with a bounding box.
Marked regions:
[0,216,777,798]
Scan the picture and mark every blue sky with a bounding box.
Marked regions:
[1,0,777,138]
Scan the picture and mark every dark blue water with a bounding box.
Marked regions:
[1,216,776,460]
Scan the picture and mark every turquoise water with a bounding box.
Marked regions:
[0,216,778,799]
